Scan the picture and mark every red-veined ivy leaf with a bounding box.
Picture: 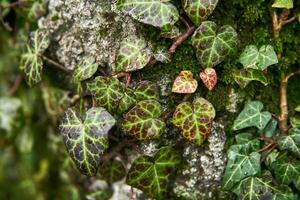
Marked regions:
[86,76,125,113]
[277,128,300,158]
[20,30,50,86]
[272,0,294,9]
[182,0,219,26]
[172,97,216,145]
[239,45,278,71]
[172,70,198,94]
[0,97,21,132]
[270,152,300,185]
[126,147,181,199]
[199,68,217,90]
[73,56,99,82]
[233,171,297,200]
[117,0,179,28]
[191,21,238,68]
[59,107,116,176]
[222,145,261,190]
[115,35,152,73]
[233,101,272,131]
[233,69,268,88]
[99,159,126,183]
[122,100,165,140]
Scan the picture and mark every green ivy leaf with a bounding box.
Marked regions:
[117,0,179,28]
[86,77,125,113]
[272,0,294,9]
[271,152,300,185]
[115,35,152,73]
[295,105,300,112]
[263,118,278,138]
[0,97,21,132]
[117,88,137,115]
[233,101,272,131]
[122,100,165,140]
[277,128,300,158]
[99,159,126,183]
[233,69,268,88]
[291,117,300,129]
[239,45,278,71]
[172,97,216,145]
[172,70,198,94]
[126,147,181,199]
[222,146,261,190]
[191,21,238,68]
[20,30,50,86]
[182,0,219,26]
[59,107,116,176]
[233,133,261,154]
[73,56,99,82]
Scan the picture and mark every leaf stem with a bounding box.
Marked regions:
[9,74,22,95]
[41,55,72,74]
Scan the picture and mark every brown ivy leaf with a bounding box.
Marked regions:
[199,68,217,90]
[172,70,198,94]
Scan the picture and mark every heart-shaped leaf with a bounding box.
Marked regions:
[117,0,179,28]
[20,30,50,86]
[278,128,300,158]
[239,45,278,71]
[233,133,261,154]
[182,0,219,26]
[122,100,165,140]
[199,68,217,90]
[86,77,125,113]
[272,0,294,9]
[191,21,238,68]
[73,56,98,82]
[0,97,21,132]
[233,101,272,131]
[59,107,116,176]
[172,71,198,94]
[115,35,152,73]
[233,69,268,88]
[222,145,261,190]
[126,147,181,199]
[291,117,300,129]
[172,97,216,145]
[99,159,126,183]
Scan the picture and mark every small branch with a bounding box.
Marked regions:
[113,72,128,79]
[125,73,132,87]
[272,9,299,38]
[9,75,22,95]
[41,55,72,74]
[282,15,299,26]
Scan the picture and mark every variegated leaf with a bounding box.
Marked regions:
[277,128,300,158]
[126,147,180,199]
[115,35,152,73]
[239,45,278,71]
[122,100,165,140]
[99,159,126,183]
[117,0,179,28]
[233,69,268,88]
[73,56,98,82]
[191,21,238,68]
[172,97,216,145]
[172,71,198,94]
[272,0,294,9]
[199,68,217,90]
[59,107,116,176]
[182,0,219,26]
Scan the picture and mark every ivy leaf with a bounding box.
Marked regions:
[222,146,261,190]
[263,118,278,138]
[20,30,50,86]
[160,25,181,39]
[291,117,300,129]
[59,107,116,176]
[0,97,21,132]
[271,152,300,185]
[73,56,98,82]
[199,68,217,90]
[172,97,216,145]
[233,69,268,88]
[233,133,261,154]
[277,128,300,158]
[272,0,294,9]
[117,88,137,115]
[126,147,181,199]
[172,70,198,94]
[191,21,238,68]
[182,0,219,26]
[233,101,272,131]
[122,100,165,140]
[117,0,179,28]
[86,77,125,113]
[99,159,126,183]
[115,35,152,73]
[295,105,300,112]
[239,45,278,71]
